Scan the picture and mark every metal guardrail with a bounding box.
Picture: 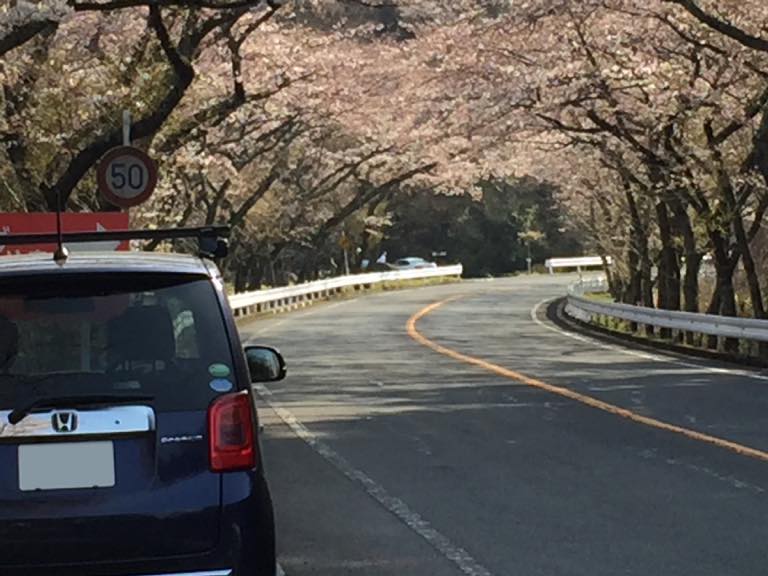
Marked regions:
[566,278,768,343]
[230,265,464,318]
[545,256,611,274]
[568,277,609,296]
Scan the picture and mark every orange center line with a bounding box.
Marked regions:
[406,297,768,463]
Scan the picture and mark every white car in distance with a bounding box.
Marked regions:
[391,257,438,270]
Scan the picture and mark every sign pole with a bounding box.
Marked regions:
[122,110,131,147]
[120,111,131,220]
[53,190,68,264]
[526,242,532,275]
[343,247,350,276]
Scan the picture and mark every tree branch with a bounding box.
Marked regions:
[712,82,768,145]
[303,147,395,201]
[229,164,281,227]
[70,0,267,11]
[652,12,727,56]
[43,6,197,208]
[664,0,768,53]
[148,5,191,76]
[536,114,604,135]
[311,162,438,244]
[0,19,58,57]
[748,192,768,242]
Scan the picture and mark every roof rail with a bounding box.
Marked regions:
[0,226,230,259]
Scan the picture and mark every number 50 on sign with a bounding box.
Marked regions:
[97,146,158,209]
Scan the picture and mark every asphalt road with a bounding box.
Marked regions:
[240,275,768,576]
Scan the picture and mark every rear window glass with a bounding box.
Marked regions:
[0,273,235,411]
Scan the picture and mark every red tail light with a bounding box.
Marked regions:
[208,392,257,472]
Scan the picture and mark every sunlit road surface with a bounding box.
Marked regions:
[242,275,768,576]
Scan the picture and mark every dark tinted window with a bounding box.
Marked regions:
[0,273,235,410]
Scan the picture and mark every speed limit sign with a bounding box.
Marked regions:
[97,146,158,208]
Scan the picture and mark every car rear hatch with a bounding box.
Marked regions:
[0,272,238,567]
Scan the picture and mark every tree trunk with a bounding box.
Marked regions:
[268,259,277,287]
[641,255,654,337]
[619,241,640,332]
[623,239,641,305]
[732,212,768,358]
[681,253,701,312]
[705,281,721,350]
[669,198,700,343]
[602,264,619,301]
[681,253,702,345]
[299,254,315,283]
[655,202,681,337]
[234,267,246,293]
[733,214,766,320]
[718,268,739,354]
[715,161,766,320]
[624,184,654,334]
[709,231,739,353]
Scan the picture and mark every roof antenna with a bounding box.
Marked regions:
[53,189,69,265]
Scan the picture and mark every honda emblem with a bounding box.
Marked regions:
[52,411,78,433]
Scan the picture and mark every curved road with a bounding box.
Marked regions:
[240,275,768,576]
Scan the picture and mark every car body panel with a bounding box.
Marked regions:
[0,251,212,277]
[0,251,274,575]
[0,410,220,566]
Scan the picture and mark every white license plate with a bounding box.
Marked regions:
[18,442,116,491]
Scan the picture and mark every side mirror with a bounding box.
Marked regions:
[244,346,286,383]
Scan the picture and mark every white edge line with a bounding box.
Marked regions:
[277,563,286,576]
[254,382,494,576]
[530,298,768,383]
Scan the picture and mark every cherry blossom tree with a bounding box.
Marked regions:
[3,0,768,319]
[443,0,768,325]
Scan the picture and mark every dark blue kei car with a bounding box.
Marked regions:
[0,248,283,576]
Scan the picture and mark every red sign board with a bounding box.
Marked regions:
[0,213,130,256]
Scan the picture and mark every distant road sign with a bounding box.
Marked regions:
[97,146,158,208]
[0,213,130,255]
[339,233,353,251]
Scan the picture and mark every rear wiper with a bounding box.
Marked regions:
[8,393,154,425]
